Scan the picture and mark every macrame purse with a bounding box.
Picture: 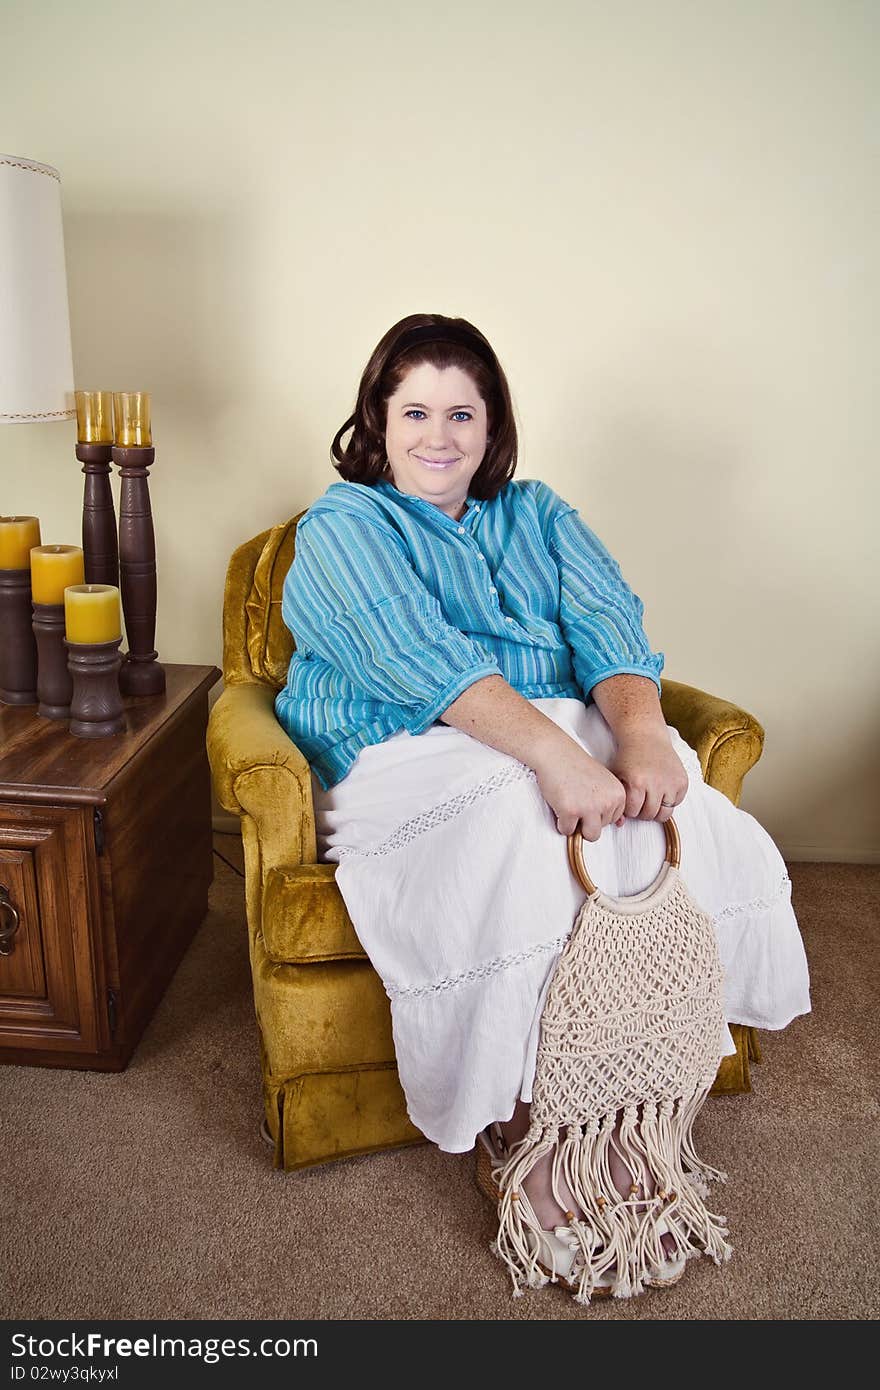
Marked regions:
[490,819,733,1302]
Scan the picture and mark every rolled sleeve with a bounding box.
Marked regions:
[282,511,502,729]
[550,507,664,699]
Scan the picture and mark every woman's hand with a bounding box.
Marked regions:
[607,728,689,824]
[533,743,628,841]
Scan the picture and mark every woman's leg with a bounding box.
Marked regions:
[496,1102,578,1228]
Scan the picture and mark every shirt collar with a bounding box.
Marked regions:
[374,479,482,526]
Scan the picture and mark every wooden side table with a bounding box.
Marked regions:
[0,663,220,1071]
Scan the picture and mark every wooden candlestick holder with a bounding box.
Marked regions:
[32,602,72,719]
[64,636,125,738]
[77,442,119,586]
[0,569,38,705]
[113,444,165,696]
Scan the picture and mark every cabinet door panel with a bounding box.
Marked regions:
[0,848,47,998]
[0,806,102,1053]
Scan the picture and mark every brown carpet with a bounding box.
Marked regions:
[2,839,878,1321]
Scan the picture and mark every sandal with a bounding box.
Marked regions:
[475,1126,613,1297]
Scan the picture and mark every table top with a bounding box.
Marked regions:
[0,663,221,805]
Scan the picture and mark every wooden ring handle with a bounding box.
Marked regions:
[566,817,680,896]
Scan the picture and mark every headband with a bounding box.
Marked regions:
[390,323,497,372]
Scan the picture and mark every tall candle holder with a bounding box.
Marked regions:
[75,390,119,586]
[112,391,165,696]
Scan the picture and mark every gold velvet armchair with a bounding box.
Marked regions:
[207,512,766,1172]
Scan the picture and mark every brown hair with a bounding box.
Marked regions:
[330,313,518,501]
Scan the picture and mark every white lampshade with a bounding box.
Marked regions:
[0,154,74,425]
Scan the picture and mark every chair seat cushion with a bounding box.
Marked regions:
[262,863,368,963]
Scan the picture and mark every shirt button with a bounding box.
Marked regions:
[489,586,497,595]
[457,525,465,534]
[505,616,515,624]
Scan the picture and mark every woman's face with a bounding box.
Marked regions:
[384,362,489,521]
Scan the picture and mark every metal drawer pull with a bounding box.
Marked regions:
[0,884,21,957]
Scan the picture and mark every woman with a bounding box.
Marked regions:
[275,312,811,1297]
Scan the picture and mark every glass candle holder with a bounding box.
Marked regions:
[75,390,114,444]
[113,392,151,447]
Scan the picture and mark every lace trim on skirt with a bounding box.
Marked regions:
[386,933,569,1001]
[334,761,536,861]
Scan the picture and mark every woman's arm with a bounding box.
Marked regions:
[439,673,628,841]
[590,671,667,736]
[591,672,689,821]
[439,673,573,766]
[542,489,686,823]
[548,502,665,702]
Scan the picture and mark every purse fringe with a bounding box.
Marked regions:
[491,1091,733,1303]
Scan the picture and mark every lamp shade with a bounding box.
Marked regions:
[0,154,74,424]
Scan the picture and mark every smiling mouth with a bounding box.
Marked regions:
[415,455,459,469]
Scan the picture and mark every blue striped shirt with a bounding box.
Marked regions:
[275,477,664,789]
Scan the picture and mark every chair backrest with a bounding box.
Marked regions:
[223,512,306,687]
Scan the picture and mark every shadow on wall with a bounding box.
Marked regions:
[62,200,291,664]
[579,395,878,857]
[64,202,254,426]
[584,398,776,619]
[63,200,346,552]
[586,391,845,651]
[763,701,880,861]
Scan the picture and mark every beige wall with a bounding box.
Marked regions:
[2,0,877,861]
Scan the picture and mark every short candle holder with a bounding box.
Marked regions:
[0,569,38,705]
[64,636,125,738]
[32,602,72,719]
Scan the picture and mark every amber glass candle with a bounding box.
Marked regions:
[64,584,122,643]
[75,390,114,444]
[0,516,41,569]
[30,545,85,604]
[113,392,151,446]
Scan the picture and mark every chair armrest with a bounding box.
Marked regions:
[206,680,318,867]
[659,678,765,806]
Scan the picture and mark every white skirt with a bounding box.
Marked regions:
[312,698,811,1154]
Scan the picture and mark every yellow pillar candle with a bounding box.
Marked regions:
[30,545,85,604]
[113,391,151,446]
[75,390,114,444]
[64,584,122,644]
[0,516,41,569]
